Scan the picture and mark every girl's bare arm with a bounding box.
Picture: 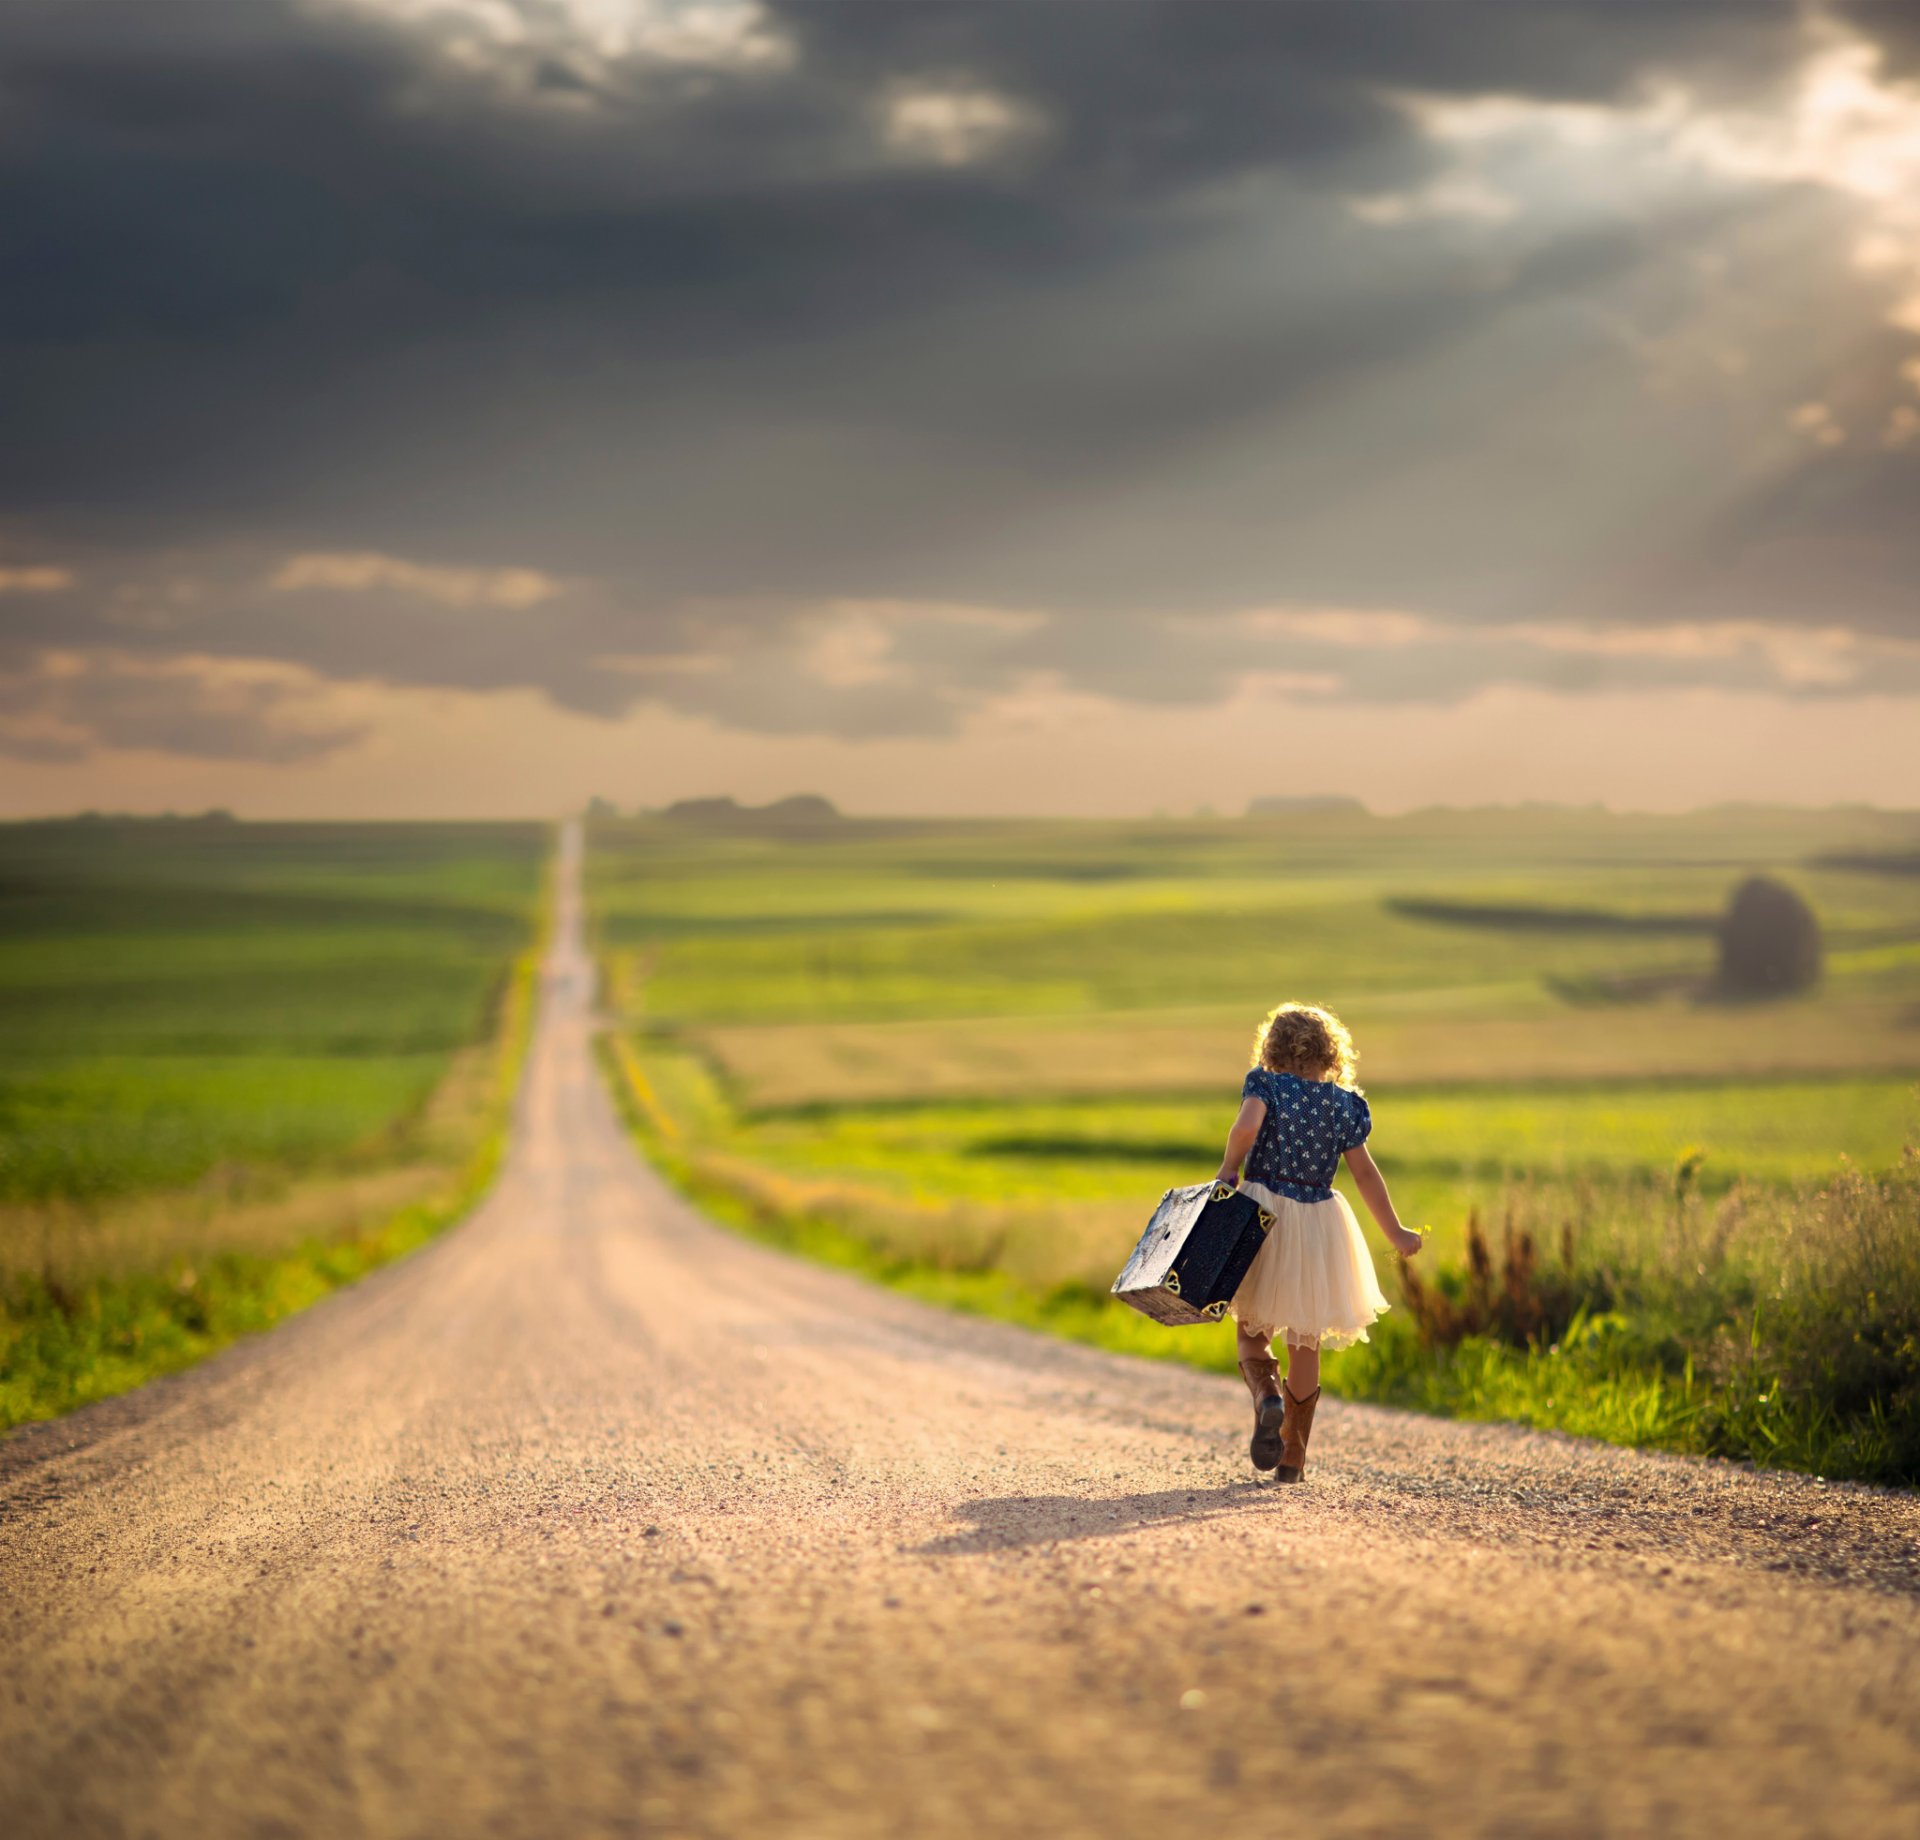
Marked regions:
[1214,1097,1265,1184]
[1343,1144,1423,1256]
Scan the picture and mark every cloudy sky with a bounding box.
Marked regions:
[4,0,1919,816]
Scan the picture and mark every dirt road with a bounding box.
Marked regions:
[5,827,1918,1839]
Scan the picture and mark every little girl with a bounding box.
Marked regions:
[1214,1001,1421,1481]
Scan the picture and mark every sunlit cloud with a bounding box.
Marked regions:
[1498,619,1873,690]
[1682,25,1920,344]
[0,566,73,594]
[1219,606,1912,699]
[970,672,1138,737]
[1680,29,1920,206]
[271,551,563,609]
[325,0,794,70]
[1789,400,1848,447]
[1238,607,1437,649]
[800,609,901,689]
[878,83,1046,169]
[1388,13,1920,371]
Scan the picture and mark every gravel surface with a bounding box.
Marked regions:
[4,832,1918,1839]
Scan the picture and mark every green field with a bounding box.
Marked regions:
[589,805,1920,1483]
[0,817,548,1424]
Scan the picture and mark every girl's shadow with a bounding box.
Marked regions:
[912,1481,1272,1557]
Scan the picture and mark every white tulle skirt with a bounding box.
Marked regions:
[1230,1181,1391,1352]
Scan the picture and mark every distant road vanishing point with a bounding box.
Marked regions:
[4,823,1917,1839]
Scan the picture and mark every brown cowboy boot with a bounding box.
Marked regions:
[1235,1325,1286,1472]
[1274,1381,1320,1484]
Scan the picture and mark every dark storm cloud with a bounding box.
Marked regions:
[2,0,1917,751]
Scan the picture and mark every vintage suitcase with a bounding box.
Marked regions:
[1110,1182,1274,1325]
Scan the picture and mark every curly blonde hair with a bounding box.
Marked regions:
[1252,1001,1360,1091]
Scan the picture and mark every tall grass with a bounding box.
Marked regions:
[1691,1153,1920,1479]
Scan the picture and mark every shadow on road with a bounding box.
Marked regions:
[912,1481,1274,1556]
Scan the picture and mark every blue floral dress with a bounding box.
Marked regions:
[1239,1067,1372,1201]
[1230,1068,1390,1351]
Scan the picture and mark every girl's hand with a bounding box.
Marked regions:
[1387,1224,1424,1258]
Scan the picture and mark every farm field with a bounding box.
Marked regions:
[0,817,548,1424]
[589,804,1920,1481]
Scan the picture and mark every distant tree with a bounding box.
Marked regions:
[1717,875,1821,995]
[1245,795,1368,817]
[585,795,618,820]
[759,794,840,826]
[661,796,742,825]
[661,794,842,835]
